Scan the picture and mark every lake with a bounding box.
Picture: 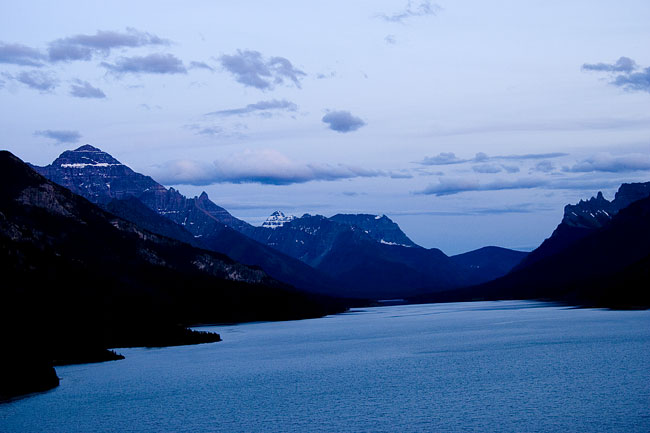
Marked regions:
[1,301,649,432]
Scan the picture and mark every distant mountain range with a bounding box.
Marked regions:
[412,182,650,308]
[33,145,528,298]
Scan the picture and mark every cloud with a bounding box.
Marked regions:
[34,129,81,144]
[189,61,214,72]
[389,170,413,179]
[316,71,336,79]
[205,99,297,117]
[391,203,547,216]
[498,152,568,161]
[534,161,556,173]
[10,70,58,92]
[565,153,650,173]
[582,57,650,93]
[101,53,187,75]
[415,172,633,196]
[69,80,106,98]
[420,152,466,165]
[502,165,520,173]
[378,0,442,23]
[0,42,46,66]
[472,163,503,174]
[185,124,247,140]
[48,28,169,62]
[416,177,547,196]
[418,152,568,166]
[151,149,385,186]
[612,67,650,93]
[218,50,306,90]
[322,110,366,133]
[384,35,397,45]
[582,56,637,73]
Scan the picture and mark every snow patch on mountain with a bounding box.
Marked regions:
[61,163,121,168]
[262,211,296,229]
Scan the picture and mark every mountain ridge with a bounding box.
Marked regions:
[34,144,532,299]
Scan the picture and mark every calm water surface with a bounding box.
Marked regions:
[1,301,649,432]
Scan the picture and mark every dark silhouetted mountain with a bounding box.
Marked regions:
[450,246,528,285]
[411,189,650,308]
[0,151,347,399]
[34,145,338,295]
[516,182,650,270]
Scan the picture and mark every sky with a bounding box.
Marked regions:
[1,0,649,255]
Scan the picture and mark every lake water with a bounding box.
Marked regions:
[1,301,649,432]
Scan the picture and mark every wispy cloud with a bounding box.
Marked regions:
[151,149,385,186]
[428,117,650,137]
[391,203,550,216]
[184,124,246,140]
[34,129,81,144]
[565,153,650,173]
[322,110,366,133]
[101,53,187,75]
[205,99,297,117]
[316,71,336,80]
[472,163,503,174]
[69,80,106,98]
[418,152,568,166]
[416,177,547,196]
[377,0,442,23]
[0,42,46,67]
[416,174,630,196]
[189,61,215,72]
[48,28,169,62]
[6,70,58,92]
[218,50,306,90]
[582,56,637,73]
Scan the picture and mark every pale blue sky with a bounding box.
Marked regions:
[2,1,649,254]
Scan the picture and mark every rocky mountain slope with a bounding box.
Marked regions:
[516,182,650,269]
[412,185,650,308]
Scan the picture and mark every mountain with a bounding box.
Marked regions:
[33,145,340,295]
[31,144,160,205]
[516,182,650,269]
[246,213,468,298]
[262,211,296,229]
[450,246,528,285]
[1,151,346,399]
[329,213,417,247]
[411,187,650,308]
[34,145,528,299]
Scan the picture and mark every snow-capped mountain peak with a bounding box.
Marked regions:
[262,211,296,229]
